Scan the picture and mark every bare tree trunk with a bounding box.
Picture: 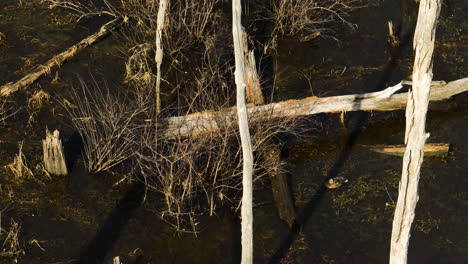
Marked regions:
[155,0,168,114]
[232,0,254,263]
[390,1,441,263]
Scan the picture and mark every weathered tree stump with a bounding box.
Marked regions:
[43,129,68,175]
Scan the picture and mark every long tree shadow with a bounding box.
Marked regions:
[75,182,145,264]
[268,13,416,264]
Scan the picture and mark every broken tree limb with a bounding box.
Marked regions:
[0,17,123,97]
[161,77,468,138]
[360,143,449,157]
[390,0,442,263]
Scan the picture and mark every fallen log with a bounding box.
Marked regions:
[0,17,123,97]
[360,143,449,157]
[162,77,468,138]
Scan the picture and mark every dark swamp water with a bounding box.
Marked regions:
[0,0,467,263]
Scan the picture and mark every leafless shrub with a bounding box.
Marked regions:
[109,0,229,111]
[135,83,304,233]
[61,79,147,173]
[268,0,362,43]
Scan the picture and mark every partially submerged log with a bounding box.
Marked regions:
[43,129,68,176]
[0,17,123,97]
[162,77,468,138]
[361,143,449,157]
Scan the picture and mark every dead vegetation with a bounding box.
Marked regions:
[267,0,362,46]
[5,142,34,181]
[49,0,358,232]
[62,79,147,174]
[0,99,17,125]
[0,212,23,261]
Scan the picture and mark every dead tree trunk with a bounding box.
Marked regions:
[232,0,254,263]
[242,33,296,229]
[155,0,168,114]
[390,0,441,263]
[161,78,468,138]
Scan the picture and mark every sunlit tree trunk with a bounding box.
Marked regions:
[155,0,168,114]
[390,0,441,263]
[232,0,254,263]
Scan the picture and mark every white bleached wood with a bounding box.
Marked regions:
[161,77,467,138]
[232,0,254,263]
[155,0,168,114]
[390,0,441,263]
[43,129,68,175]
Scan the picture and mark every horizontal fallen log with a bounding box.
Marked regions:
[360,143,449,157]
[0,17,123,97]
[162,77,468,138]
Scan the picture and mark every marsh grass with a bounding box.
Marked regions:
[0,212,23,261]
[5,142,34,182]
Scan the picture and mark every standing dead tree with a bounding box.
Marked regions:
[390,0,442,263]
[155,0,168,114]
[233,0,254,262]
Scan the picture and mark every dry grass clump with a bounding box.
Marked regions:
[268,0,362,42]
[62,79,147,173]
[5,142,34,181]
[0,214,23,260]
[114,0,230,114]
[0,99,17,125]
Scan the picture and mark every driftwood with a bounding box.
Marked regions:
[232,0,254,263]
[43,129,68,175]
[361,143,449,157]
[162,77,468,138]
[390,0,442,263]
[0,17,123,97]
